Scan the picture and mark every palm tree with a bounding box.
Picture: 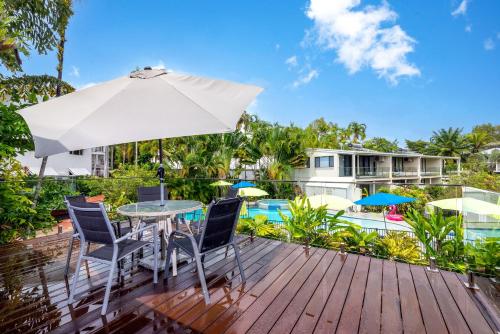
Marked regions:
[467,131,491,153]
[430,127,468,157]
[347,122,367,144]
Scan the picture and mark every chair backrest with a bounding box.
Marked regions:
[137,185,169,202]
[199,197,243,253]
[226,187,238,198]
[64,194,87,205]
[67,202,115,245]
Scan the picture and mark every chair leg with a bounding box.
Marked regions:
[64,236,74,277]
[85,242,91,278]
[163,237,175,283]
[101,260,117,316]
[194,253,210,304]
[153,229,158,284]
[68,245,84,304]
[233,243,246,283]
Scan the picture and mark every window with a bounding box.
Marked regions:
[69,150,84,155]
[314,156,334,168]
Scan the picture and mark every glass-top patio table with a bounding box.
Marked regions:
[117,200,203,276]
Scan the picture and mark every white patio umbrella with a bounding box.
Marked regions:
[18,67,263,204]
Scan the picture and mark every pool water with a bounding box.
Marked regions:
[181,207,499,240]
[247,208,412,231]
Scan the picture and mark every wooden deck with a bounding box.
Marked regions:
[0,233,498,333]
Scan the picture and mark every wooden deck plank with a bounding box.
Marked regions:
[58,238,268,334]
[203,246,314,334]
[246,249,330,334]
[381,260,403,334]
[358,257,383,334]
[290,253,347,334]
[189,243,302,333]
[268,250,337,334]
[441,270,495,334]
[174,241,294,329]
[224,248,326,334]
[150,240,280,323]
[335,255,370,334]
[396,262,426,334]
[410,265,449,334]
[313,254,358,334]
[1,233,498,334]
[426,269,472,334]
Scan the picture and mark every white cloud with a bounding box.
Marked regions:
[293,69,319,88]
[305,0,420,84]
[152,60,166,70]
[70,65,80,77]
[465,24,472,32]
[484,38,495,51]
[285,55,298,68]
[451,0,468,17]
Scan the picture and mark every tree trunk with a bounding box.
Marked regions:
[32,31,66,208]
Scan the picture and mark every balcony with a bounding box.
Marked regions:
[356,167,390,179]
[339,166,353,177]
[392,167,419,178]
[420,167,441,176]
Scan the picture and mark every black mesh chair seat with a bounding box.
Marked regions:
[88,239,150,261]
[172,234,201,256]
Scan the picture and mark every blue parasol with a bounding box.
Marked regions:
[231,181,256,189]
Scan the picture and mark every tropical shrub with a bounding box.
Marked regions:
[375,231,422,264]
[405,209,464,261]
[279,196,328,249]
[238,214,276,241]
[465,237,500,275]
[344,229,379,254]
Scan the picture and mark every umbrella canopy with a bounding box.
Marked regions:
[427,198,500,216]
[231,181,256,189]
[19,68,263,158]
[354,193,416,206]
[238,187,268,197]
[210,180,233,187]
[308,194,354,211]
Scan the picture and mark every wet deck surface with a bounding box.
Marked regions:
[0,233,498,333]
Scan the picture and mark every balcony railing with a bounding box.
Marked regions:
[420,167,441,176]
[339,167,353,177]
[392,167,419,177]
[356,167,391,178]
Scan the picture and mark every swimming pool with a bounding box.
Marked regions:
[182,207,499,240]
[247,207,412,231]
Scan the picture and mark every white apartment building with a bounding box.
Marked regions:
[17,146,110,177]
[294,148,461,201]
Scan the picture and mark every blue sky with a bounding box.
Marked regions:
[14,0,500,144]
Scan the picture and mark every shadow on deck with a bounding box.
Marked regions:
[0,233,498,333]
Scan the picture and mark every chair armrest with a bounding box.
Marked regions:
[114,224,158,244]
[169,230,200,251]
[170,230,193,238]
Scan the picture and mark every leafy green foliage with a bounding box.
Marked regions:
[237,214,284,240]
[279,196,327,248]
[344,229,378,254]
[375,231,422,263]
[363,137,398,152]
[465,238,500,275]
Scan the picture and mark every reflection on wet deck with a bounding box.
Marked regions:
[0,233,498,333]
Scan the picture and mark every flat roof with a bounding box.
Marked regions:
[306,148,460,160]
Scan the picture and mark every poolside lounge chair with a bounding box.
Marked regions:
[163,197,245,304]
[67,202,158,315]
[64,195,133,277]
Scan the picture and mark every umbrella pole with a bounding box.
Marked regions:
[158,139,165,206]
[383,207,388,232]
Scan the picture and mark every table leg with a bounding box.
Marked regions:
[160,229,165,260]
